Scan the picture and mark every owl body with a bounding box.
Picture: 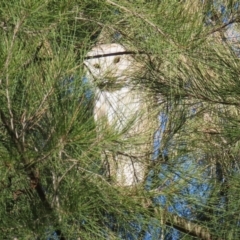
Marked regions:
[84,44,155,186]
[94,87,141,131]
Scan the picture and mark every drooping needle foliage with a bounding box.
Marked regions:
[1,0,240,239]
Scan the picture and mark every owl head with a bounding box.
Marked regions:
[84,43,140,90]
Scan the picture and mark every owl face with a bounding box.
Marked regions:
[84,44,137,89]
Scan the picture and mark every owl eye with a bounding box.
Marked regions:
[93,63,101,69]
[113,57,120,64]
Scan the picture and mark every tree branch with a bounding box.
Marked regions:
[0,110,51,211]
[165,212,221,240]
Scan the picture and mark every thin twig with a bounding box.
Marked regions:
[62,158,112,186]
[4,18,25,131]
[22,42,44,69]
[57,162,78,185]
[106,0,177,46]
[206,18,239,37]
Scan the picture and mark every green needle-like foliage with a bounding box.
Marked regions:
[1,0,240,239]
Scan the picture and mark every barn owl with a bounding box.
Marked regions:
[84,43,156,186]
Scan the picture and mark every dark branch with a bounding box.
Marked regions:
[0,110,51,210]
[84,50,147,60]
[165,213,222,240]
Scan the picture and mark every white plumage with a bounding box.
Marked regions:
[84,43,155,186]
